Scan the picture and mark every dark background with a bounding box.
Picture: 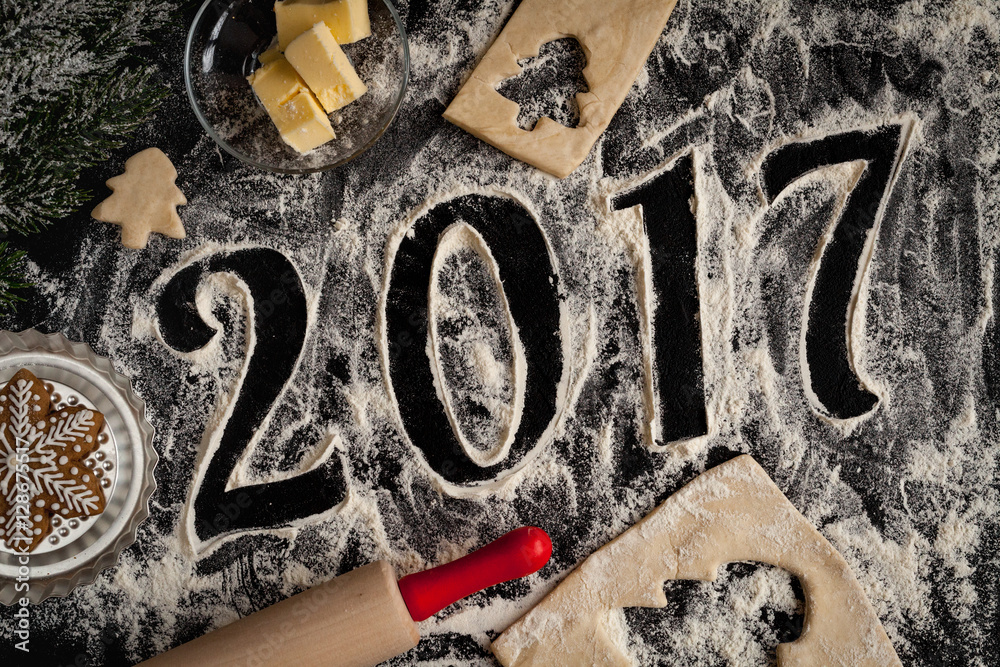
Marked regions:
[2,0,998,665]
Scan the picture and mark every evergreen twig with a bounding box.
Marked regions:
[0,242,29,313]
[0,0,175,309]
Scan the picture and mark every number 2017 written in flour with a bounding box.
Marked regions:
[156,123,911,546]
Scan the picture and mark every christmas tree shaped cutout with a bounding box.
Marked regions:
[91,147,187,249]
[497,38,589,132]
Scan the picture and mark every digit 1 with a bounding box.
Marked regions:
[611,152,709,446]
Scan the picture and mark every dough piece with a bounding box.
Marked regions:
[0,369,106,552]
[443,0,679,179]
[91,147,187,249]
[492,455,901,667]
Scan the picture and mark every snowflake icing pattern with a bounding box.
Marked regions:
[0,369,106,552]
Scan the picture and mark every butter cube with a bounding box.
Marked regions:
[248,57,335,154]
[247,57,308,108]
[275,0,371,50]
[285,22,367,113]
[258,46,282,65]
[276,90,337,153]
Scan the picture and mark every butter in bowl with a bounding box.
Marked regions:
[185,0,409,173]
[248,0,371,154]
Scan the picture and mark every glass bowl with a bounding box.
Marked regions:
[185,0,409,174]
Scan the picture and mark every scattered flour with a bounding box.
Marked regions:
[1,0,998,665]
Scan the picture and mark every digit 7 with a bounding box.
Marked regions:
[760,121,914,421]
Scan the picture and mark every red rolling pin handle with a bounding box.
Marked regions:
[397,526,552,621]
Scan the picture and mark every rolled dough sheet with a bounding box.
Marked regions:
[443,0,679,179]
[491,454,901,666]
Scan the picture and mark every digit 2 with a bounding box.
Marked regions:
[760,123,912,420]
[157,248,346,548]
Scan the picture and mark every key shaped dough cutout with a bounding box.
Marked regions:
[443,0,679,179]
[492,455,901,667]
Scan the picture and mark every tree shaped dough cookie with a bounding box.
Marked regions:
[91,147,187,249]
[493,455,901,667]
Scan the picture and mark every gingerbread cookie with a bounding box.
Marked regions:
[0,369,106,552]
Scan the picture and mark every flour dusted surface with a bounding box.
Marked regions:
[0,0,998,665]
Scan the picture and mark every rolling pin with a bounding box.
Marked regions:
[140,526,552,667]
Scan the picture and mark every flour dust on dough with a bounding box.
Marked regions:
[444,0,680,178]
[492,454,900,667]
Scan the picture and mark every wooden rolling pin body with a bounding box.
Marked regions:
[140,527,552,667]
[143,561,418,667]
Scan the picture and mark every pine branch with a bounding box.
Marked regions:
[0,1,176,310]
[0,242,29,314]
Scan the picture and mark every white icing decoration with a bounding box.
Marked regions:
[0,381,103,545]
